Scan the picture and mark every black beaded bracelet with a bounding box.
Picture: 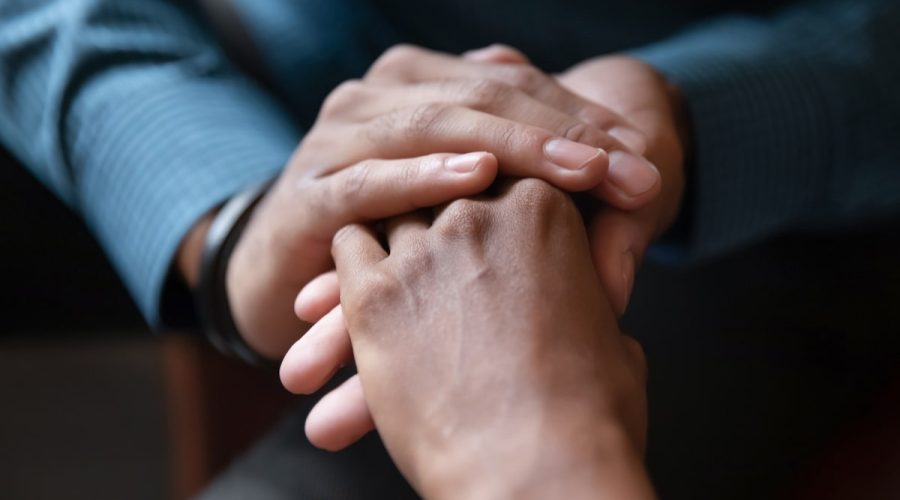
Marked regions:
[195,179,276,368]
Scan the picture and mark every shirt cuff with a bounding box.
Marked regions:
[67,72,299,327]
[630,15,834,260]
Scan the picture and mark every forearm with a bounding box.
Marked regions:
[630,0,900,258]
[0,0,299,324]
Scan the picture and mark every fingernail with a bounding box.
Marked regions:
[621,251,636,314]
[445,152,487,173]
[544,138,604,170]
[607,151,659,197]
[608,126,647,155]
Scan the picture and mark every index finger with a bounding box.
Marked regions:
[365,45,630,130]
[332,224,386,278]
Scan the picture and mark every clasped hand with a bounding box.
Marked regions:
[227,44,668,361]
[319,178,653,499]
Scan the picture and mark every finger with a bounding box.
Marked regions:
[587,208,657,316]
[385,211,430,252]
[331,223,386,294]
[294,271,340,323]
[591,151,661,210]
[305,374,375,451]
[366,45,629,129]
[304,152,498,242]
[322,79,627,154]
[344,106,608,193]
[462,44,531,64]
[280,305,353,395]
[345,83,658,204]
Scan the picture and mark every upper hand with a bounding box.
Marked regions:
[223,44,663,358]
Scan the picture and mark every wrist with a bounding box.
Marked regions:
[224,192,313,359]
[191,181,283,366]
[420,415,654,500]
[176,211,217,289]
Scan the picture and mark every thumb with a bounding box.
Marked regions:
[588,208,655,316]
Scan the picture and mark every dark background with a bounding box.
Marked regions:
[0,148,142,332]
[1,147,166,500]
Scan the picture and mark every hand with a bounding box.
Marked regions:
[181,44,662,359]
[468,46,688,314]
[557,55,688,314]
[281,47,683,449]
[300,179,653,499]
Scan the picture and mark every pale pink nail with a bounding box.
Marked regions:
[607,151,659,197]
[445,152,487,173]
[544,138,604,170]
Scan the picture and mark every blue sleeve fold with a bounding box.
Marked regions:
[0,0,300,325]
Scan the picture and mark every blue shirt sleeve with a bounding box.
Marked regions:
[631,0,900,260]
[0,0,300,325]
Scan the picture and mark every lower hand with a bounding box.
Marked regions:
[320,179,653,499]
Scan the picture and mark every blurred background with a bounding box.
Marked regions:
[4,137,900,499]
[0,147,293,500]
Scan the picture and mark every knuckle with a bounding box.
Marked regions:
[403,102,451,139]
[460,79,511,110]
[338,163,371,199]
[499,65,545,93]
[319,79,365,119]
[435,199,490,240]
[369,44,421,77]
[496,123,548,154]
[399,156,425,186]
[392,242,435,281]
[511,178,570,212]
[352,268,401,314]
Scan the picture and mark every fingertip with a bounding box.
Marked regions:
[295,271,340,322]
[279,343,307,394]
[454,151,498,199]
[549,148,609,193]
[443,151,496,176]
[305,376,375,451]
[417,152,497,203]
[293,292,308,323]
[470,151,499,183]
[596,152,662,210]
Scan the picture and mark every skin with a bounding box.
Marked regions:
[176,45,662,360]
[282,46,688,450]
[324,178,655,499]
